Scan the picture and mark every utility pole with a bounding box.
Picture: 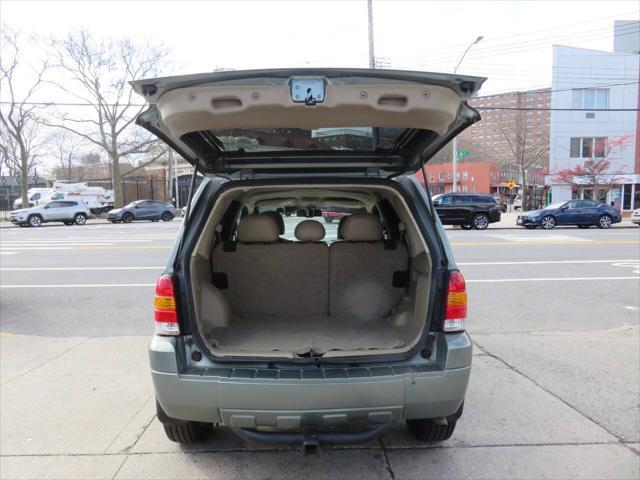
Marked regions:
[368,0,380,148]
[367,0,375,69]
[452,35,483,192]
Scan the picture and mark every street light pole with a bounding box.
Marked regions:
[452,35,483,192]
[367,0,380,149]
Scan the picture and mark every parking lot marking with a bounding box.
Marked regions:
[0,283,155,288]
[459,259,639,266]
[0,266,164,271]
[467,276,640,283]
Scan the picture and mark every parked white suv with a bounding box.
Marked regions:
[10,200,91,227]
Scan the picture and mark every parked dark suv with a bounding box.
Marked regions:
[133,68,485,451]
[432,193,502,229]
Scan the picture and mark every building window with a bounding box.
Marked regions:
[572,88,609,110]
[439,172,445,181]
[462,185,468,192]
[462,171,469,181]
[447,171,452,179]
[570,137,607,158]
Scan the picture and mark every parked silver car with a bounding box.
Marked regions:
[10,200,91,227]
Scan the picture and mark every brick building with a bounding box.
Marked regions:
[416,161,546,199]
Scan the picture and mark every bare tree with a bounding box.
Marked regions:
[49,130,84,180]
[498,121,548,211]
[47,31,167,206]
[0,27,48,207]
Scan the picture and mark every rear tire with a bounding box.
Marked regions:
[597,215,612,229]
[324,216,334,223]
[163,422,211,444]
[406,419,457,442]
[525,225,537,229]
[161,211,173,222]
[64,221,74,226]
[472,213,489,230]
[577,225,589,229]
[460,224,473,230]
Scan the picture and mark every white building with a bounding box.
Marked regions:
[547,21,640,212]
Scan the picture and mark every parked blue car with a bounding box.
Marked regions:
[107,200,175,223]
[516,199,621,230]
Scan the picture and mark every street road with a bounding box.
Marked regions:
[1,220,638,479]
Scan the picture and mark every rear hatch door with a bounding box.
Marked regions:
[131,68,485,176]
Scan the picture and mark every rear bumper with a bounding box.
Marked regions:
[150,333,472,428]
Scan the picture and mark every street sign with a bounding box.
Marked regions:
[457,150,470,159]
[507,180,517,190]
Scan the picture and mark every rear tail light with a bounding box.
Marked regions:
[154,274,180,336]
[444,271,467,332]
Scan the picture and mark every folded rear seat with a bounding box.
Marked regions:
[212,215,329,317]
[329,214,409,320]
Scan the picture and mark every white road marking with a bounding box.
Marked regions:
[0,266,163,271]
[459,259,639,266]
[0,252,17,255]
[489,234,592,243]
[625,306,639,311]
[611,262,640,274]
[0,283,155,288]
[467,276,640,283]
[0,247,72,251]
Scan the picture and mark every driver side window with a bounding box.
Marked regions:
[439,196,453,205]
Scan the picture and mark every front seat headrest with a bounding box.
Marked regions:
[340,213,383,241]
[294,220,326,242]
[237,214,280,243]
[260,211,285,235]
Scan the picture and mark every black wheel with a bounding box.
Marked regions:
[597,215,612,229]
[122,212,134,223]
[64,221,74,226]
[28,215,42,227]
[152,218,160,222]
[324,216,334,223]
[19,224,29,228]
[525,225,537,230]
[74,213,87,225]
[577,225,589,229]
[163,422,211,444]
[406,419,457,442]
[161,212,173,222]
[472,213,489,230]
[540,215,556,230]
[460,224,474,230]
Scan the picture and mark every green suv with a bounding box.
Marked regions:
[133,68,484,452]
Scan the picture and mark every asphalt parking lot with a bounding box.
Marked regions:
[1,220,639,479]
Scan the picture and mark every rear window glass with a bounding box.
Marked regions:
[203,127,405,152]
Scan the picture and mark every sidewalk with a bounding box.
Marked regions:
[1,333,638,479]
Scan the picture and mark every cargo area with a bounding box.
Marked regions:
[189,183,432,359]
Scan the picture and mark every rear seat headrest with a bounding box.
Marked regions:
[337,216,348,239]
[340,213,383,241]
[237,214,280,243]
[294,219,325,242]
[260,211,285,235]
